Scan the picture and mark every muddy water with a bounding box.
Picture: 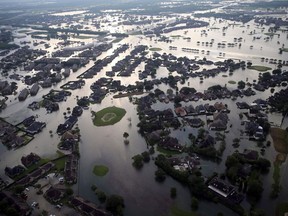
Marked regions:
[0,15,288,216]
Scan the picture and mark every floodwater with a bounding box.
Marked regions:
[51,10,88,16]
[0,11,288,216]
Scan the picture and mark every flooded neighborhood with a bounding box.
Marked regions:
[0,0,288,215]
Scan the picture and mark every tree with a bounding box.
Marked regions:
[141,151,150,162]
[239,113,244,119]
[250,208,265,216]
[189,175,206,196]
[65,188,74,196]
[247,179,263,201]
[174,95,182,104]
[91,185,97,191]
[41,210,48,216]
[5,208,19,216]
[261,72,272,82]
[155,169,166,182]
[256,158,271,172]
[13,185,24,194]
[225,155,239,168]
[272,69,281,75]
[149,147,155,154]
[123,132,129,139]
[227,166,239,181]
[197,128,206,139]
[191,197,199,210]
[106,195,125,216]
[237,80,246,89]
[0,200,8,211]
[96,190,107,203]
[170,187,177,198]
[132,154,144,169]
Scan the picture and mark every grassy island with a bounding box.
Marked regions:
[280,48,288,52]
[270,128,288,197]
[228,80,236,84]
[149,47,162,51]
[248,65,272,72]
[171,35,182,38]
[92,106,126,126]
[264,32,280,37]
[270,128,288,155]
[93,165,109,176]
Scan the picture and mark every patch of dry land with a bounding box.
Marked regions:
[270,128,288,162]
[92,106,126,126]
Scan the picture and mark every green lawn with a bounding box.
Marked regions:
[171,35,182,38]
[73,35,94,39]
[170,204,197,216]
[264,33,280,37]
[156,146,182,155]
[92,106,126,126]
[22,134,34,145]
[149,47,162,51]
[248,65,272,72]
[275,202,288,216]
[56,150,66,157]
[54,157,67,172]
[228,80,236,84]
[129,31,142,35]
[112,38,123,43]
[93,165,109,176]
[17,30,30,33]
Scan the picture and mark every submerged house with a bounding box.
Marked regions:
[209,111,228,131]
[208,177,244,205]
[22,116,35,127]
[18,88,29,101]
[26,122,46,135]
[62,68,71,78]
[175,106,187,117]
[188,118,204,128]
[241,149,259,161]
[196,134,215,148]
[5,165,25,178]
[21,153,41,168]
[57,116,78,135]
[30,83,40,96]
[44,186,65,203]
[70,196,112,216]
[158,136,183,152]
